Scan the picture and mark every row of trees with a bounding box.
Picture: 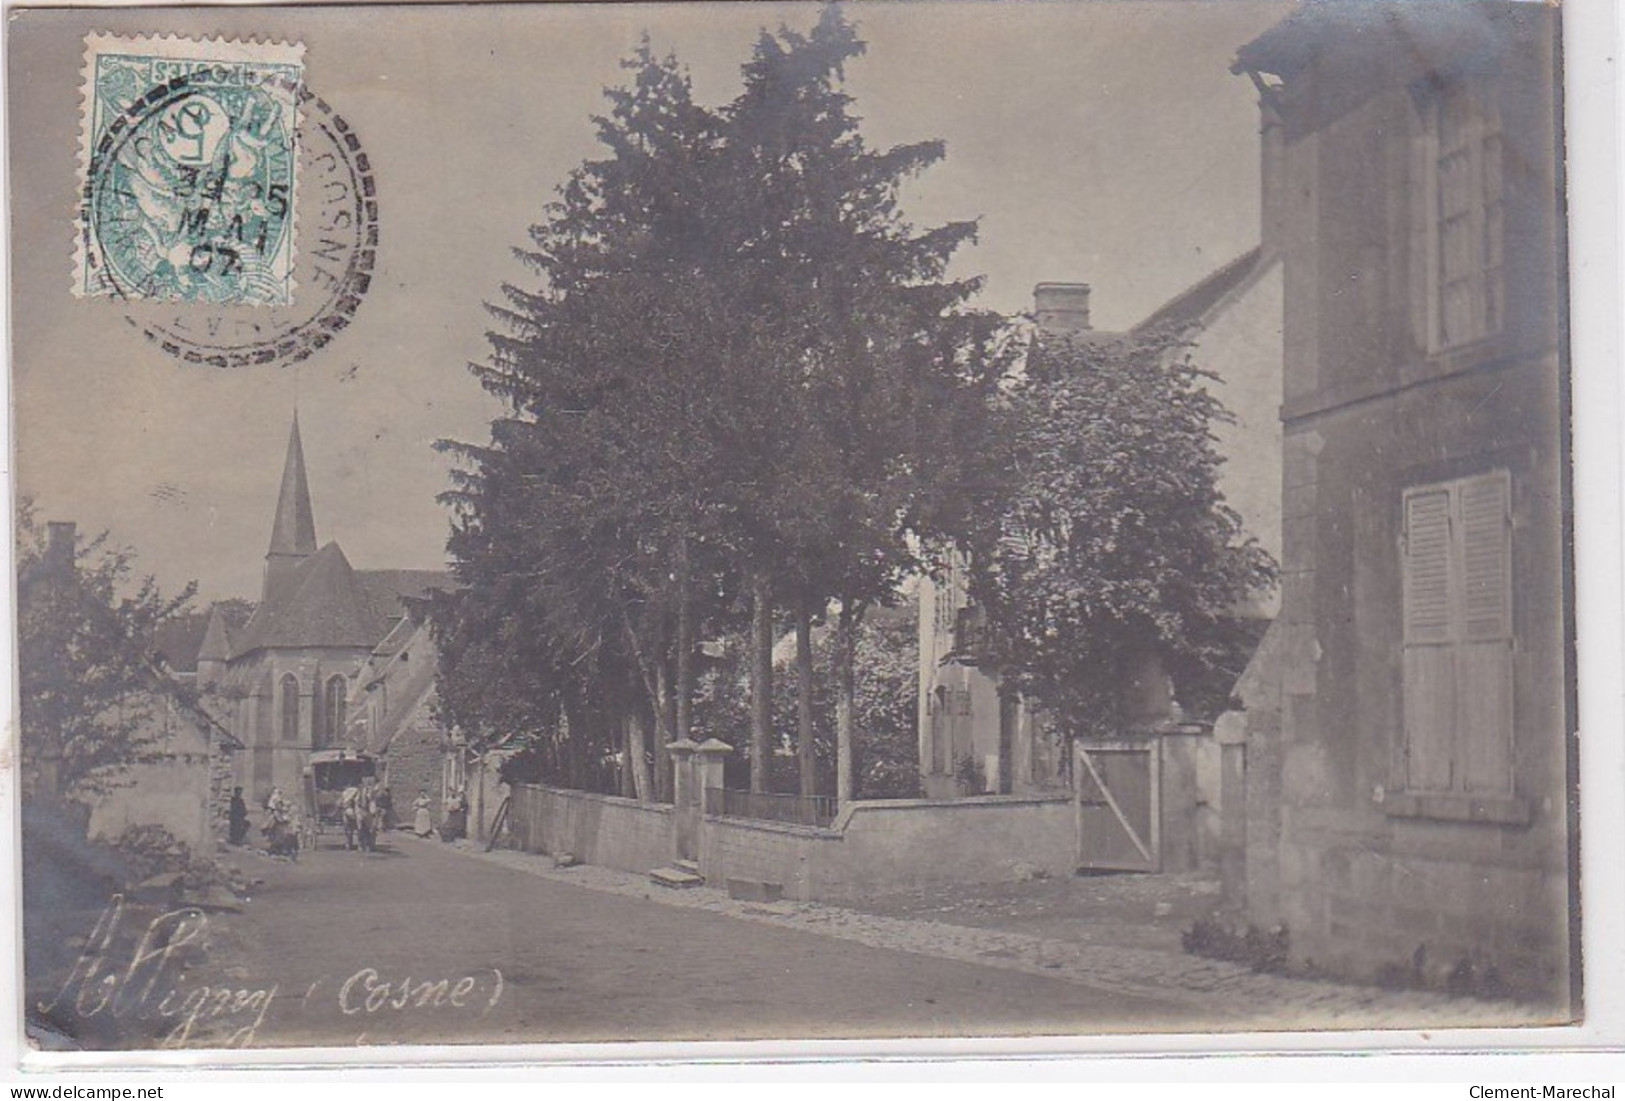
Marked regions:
[430,6,1274,803]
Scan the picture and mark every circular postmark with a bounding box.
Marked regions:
[83,74,377,369]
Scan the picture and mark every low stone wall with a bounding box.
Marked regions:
[701,794,1075,903]
[508,784,673,874]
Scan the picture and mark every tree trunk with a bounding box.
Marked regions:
[613,694,635,799]
[626,701,654,802]
[796,594,816,798]
[675,536,694,746]
[750,572,773,794]
[620,606,675,802]
[617,711,635,799]
[835,599,857,806]
[656,658,676,802]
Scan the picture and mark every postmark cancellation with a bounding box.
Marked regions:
[75,34,305,306]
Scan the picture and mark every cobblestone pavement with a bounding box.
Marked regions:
[427,836,1554,1033]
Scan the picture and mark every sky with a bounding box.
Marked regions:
[8,0,1292,602]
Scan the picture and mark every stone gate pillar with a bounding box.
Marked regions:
[694,739,732,808]
[667,739,699,862]
[692,740,732,880]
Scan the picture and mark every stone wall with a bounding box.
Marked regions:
[509,784,1074,905]
[508,784,674,873]
[701,794,1074,904]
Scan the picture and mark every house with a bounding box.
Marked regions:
[20,519,243,855]
[347,612,450,818]
[195,415,455,813]
[917,256,1284,806]
[83,690,230,856]
[1229,1,1572,1004]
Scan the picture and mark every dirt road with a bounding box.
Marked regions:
[163,834,1214,1049]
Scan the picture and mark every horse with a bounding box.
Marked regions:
[350,788,381,853]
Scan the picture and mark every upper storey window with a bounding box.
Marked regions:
[1417,75,1504,352]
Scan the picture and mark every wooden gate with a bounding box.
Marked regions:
[1074,739,1160,872]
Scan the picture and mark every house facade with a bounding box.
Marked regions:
[917,258,1284,801]
[1230,2,1573,1004]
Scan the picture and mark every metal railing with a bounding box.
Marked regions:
[705,786,837,828]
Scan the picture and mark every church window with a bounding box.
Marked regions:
[323,676,347,747]
[280,674,300,743]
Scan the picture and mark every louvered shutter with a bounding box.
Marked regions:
[1402,486,1457,790]
[1403,488,1455,643]
[1456,471,1514,793]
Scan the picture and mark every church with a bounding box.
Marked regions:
[192,415,453,807]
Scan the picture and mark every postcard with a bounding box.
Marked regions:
[6,0,1585,1063]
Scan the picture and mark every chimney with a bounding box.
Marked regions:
[1033,283,1092,334]
[45,521,76,574]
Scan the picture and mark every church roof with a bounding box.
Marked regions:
[356,569,450,612]
[233,545,453,657]
[236,542,379,653]
[267,414,318,560]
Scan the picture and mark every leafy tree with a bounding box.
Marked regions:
[958,328,1277,741]
[437,8,998,804]
[15,500,197,800]
[714,6,989,799]
[437,44,741,799]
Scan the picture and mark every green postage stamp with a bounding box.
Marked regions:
[75,35,305,305]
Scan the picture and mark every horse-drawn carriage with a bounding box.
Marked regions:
[301,749,381,851]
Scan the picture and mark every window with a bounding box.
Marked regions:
[954,603,988,662]
[1400,470,1513,796]
[322,675,347,747]
[279,674,300,743]
[1416,75,1504,351]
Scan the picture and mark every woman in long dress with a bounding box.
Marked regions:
[413,790,433,837]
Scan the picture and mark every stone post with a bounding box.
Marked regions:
[667,739,699,862]
[693,740,732,879]
[1213,710,1249,909]
[694,739,732,810]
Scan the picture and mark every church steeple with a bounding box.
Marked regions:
[265,413,317,599]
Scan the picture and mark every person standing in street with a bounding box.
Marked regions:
[228,786,250,846]
[413,789,433,837]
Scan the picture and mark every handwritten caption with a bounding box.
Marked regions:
[39,895,503,1047]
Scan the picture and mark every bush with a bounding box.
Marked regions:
[1182,915,1290,974]
[110,823,192,884]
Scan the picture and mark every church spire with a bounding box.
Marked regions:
[265,413,317,597]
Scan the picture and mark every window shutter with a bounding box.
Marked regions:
[1458,470,1511,641]
[1402,486,1457,790]
[1456,470,1514,793]
[1402,488,1454,644]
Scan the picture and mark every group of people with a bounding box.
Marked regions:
[224,780,471,853]
[227,785,301,858]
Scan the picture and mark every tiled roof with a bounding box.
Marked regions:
[197,606,234,663]
[354,619,440,756]
[1132,247,1264,335]
[356,569,452,617]
[154,615,210,674]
